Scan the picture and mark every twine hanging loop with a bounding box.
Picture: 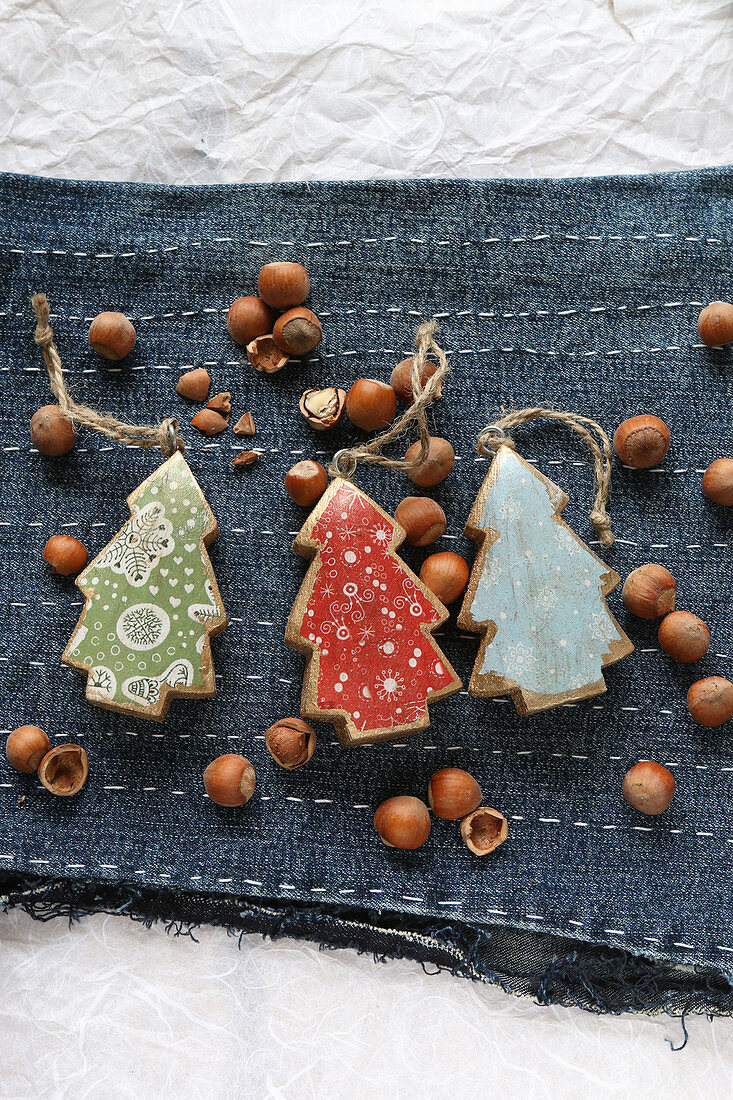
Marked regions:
[477,407,616,548]
[31,293,184,456]
[327,320,448,479]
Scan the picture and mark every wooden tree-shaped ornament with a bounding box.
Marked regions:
[285,478,462,746]
[63,451,227,721]
[458,445,633,715]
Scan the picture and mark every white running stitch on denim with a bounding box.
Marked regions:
[0,232,727,258]
[0,847,729,953]
[0,298,714,328]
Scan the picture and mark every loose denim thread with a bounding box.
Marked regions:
[478,409,616,546]
[31,293,184,456]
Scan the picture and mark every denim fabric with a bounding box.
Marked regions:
[0,168,732,1010]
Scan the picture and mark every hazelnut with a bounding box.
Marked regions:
[247,334,289,374]
[460,807,508,856]
[697,301,733,347]
[265,718,316,769]
[299,387,346,431]
[419,552,469,605]
[88,311,136,361]
[258,262,310,310]
[233,412,256,436]
[273,308,323,356]
[30,404,76,456]
[658,610,710,663]
[427,768,482,820]
[622,761,675,815]
[394,496,447,547]
[703,458,733,506]
[621,563,676,619]
[227,296,275,346]
[43,535,88,576]
[207,391,232,416]
[191,409,228,435]
[285,460,328,506]
[6,725,50,773]
[346,379,396,431]
[613,415,670,468]
[231,450,259,468]
[176,367,211,402]
[687,677,733,727]
[404,436,454,487]
[203,754,256,806]
[38,744,89,796]
[373,795,431,850]
[390,357,441,405]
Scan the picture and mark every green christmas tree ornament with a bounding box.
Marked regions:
[63,451,227,721]
[29,295,228,722]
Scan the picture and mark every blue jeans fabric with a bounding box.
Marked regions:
[1,168,732,1013]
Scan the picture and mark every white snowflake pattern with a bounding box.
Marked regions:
[95,502,174,586]
[338,483,370,512]
[376,669,404,699]
[117,603,170,651]
[535,584,560,611]
[503,641,537,680]
[372,525,391,544]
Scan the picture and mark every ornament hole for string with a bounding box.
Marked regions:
[332,449,358,479]
[477,424,507,457]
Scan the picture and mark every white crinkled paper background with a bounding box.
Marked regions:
[2,0,733,1096]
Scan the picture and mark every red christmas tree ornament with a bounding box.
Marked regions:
[285,478,462,746]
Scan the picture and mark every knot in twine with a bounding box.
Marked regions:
[329,320,448,479]
[31,293,184,456]
[477,407,615,548]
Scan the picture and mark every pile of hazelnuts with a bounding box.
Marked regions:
[374,767,508,855]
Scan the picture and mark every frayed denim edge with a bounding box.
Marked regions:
[2,873,732,1034]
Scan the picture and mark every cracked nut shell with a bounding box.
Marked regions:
[247,334,290,374]
[176,368,211,402]
[38,744,89,796]
[192,409,228,435]
[460,807,508,856]
[265,718,316,769]
[299,387,346,431]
